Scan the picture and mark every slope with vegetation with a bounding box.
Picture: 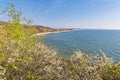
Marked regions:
[0,4,120,80]
[0,21,55,33]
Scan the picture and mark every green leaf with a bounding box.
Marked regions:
[0,65,4,69]
[12,64,18,70]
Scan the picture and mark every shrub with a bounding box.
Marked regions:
[100,64,120,80]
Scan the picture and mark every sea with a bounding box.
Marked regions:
[44,29,120,61]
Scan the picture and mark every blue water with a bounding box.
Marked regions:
[44,29,120,61]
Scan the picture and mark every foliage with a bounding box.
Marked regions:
[2,4,32,24]
[100,64,120,80]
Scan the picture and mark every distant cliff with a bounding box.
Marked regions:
[0,21,55,33]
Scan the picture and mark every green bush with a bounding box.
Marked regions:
[100,64,120,80]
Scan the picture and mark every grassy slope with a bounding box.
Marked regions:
[0,21,55,33]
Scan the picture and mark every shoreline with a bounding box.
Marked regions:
[35,30,74,36]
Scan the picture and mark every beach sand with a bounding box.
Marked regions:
[35,30,73,36]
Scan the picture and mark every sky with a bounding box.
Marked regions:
[0,0,120,29]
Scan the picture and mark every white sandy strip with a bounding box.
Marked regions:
[36,32,60,36]
[35,30,73,36]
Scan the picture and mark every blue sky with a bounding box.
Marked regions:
[0,0,120,29]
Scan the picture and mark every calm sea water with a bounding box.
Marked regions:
[44,29,120,61]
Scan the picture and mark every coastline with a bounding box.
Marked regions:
[35,29,74,36]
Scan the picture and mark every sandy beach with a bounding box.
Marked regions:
[35,30,73,36]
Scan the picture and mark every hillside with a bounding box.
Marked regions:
[24,24,55,33]
[0,21,55,33]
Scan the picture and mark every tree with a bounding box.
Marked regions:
[1,4,36,40]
